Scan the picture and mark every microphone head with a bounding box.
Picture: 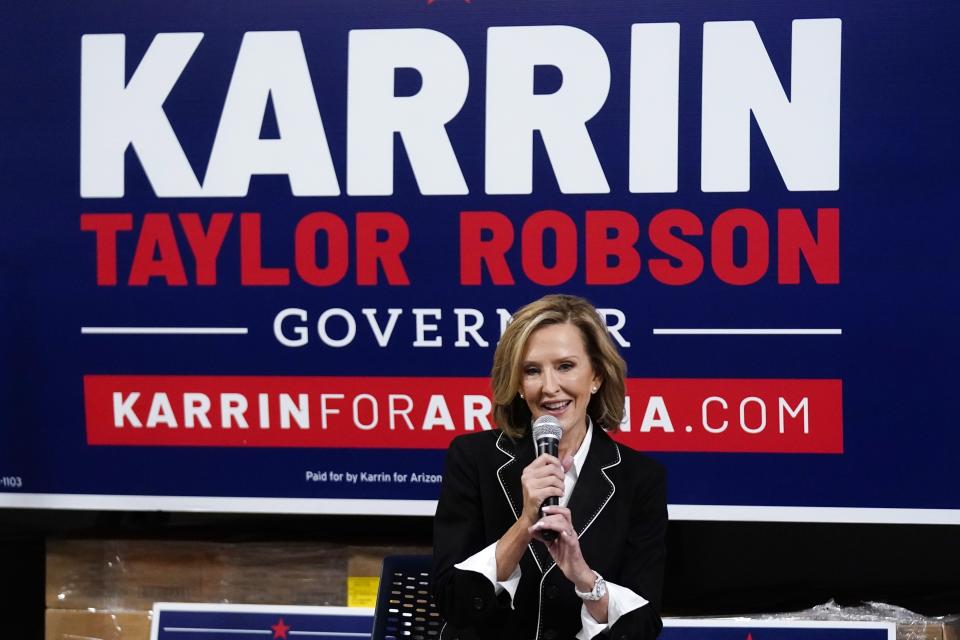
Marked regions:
[532,415,563,441]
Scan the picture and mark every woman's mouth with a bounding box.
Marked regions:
[541,400,571,414]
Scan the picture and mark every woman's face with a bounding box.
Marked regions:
[520,322,601,436]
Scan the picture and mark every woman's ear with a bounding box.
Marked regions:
[591,376,602,394]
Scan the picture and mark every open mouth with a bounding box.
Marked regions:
[541,400,572,412]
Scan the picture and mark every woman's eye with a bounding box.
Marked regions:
[558,362,573,371]
[524,367,539,376]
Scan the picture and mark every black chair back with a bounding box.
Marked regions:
[371,555,445,640]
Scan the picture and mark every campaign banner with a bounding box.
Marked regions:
[661,620,896,640]
[150,604,374,640]
[82,375,841,453]
[147,604,896,640]
[1,0,958,522]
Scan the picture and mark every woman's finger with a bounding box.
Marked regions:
[522,476,562,498]
[527,476,564,494]
[532,453,561,467]
[537,515,578,542]
[525,467,564,486]
[529,519,579,547]
[540,505,572,520]
[528,521,562,542]
[528,455,565,475]
[534,514,573,533]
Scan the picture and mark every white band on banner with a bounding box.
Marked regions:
[0,493,958,524]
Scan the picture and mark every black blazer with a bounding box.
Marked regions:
[432,427,667,640]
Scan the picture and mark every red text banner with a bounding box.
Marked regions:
[84,376,842,453]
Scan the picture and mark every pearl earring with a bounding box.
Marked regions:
[591,387,597,394]
[519,393,524,399]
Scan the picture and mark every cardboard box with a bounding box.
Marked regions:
[47,540,226,609]
[217,542,348,606]
[45,609,151,640]
[46,539,347,609]
[46,539,432,639]
[896,621,960,640]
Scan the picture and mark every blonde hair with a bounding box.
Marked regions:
[491,294,627,439]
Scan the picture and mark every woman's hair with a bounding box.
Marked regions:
[491,294,627,439]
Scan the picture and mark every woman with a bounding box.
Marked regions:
[432,294,667,640]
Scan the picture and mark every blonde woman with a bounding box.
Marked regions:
[433,294,667,640]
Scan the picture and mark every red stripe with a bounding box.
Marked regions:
[83,376,841,453]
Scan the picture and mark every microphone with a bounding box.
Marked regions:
[532,416,563,542]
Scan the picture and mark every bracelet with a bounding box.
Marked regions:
[573,571,607,601]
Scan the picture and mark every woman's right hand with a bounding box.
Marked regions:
[497,454,573,580]
[520,453,569,527]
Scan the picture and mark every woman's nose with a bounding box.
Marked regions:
[542,368,560,394]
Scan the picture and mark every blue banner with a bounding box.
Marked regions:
[148,605,896,640]
[151,604,373,640]
[1,1,957,522]
[662,621,894,640]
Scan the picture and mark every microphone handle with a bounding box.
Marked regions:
[536,437,560,542]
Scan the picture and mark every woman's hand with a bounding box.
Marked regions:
[519,454,571,528]
[495,454,572,581]
[528,505,595,588]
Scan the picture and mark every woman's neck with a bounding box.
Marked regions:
[559,421,587,461]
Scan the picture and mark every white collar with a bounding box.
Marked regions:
[570,417,593,480]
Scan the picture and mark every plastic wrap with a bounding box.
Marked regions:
[722,601,959,640]
[45,539,429,640]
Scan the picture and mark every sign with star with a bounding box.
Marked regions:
[150,603,374,640]
[150,604,897,640]
[661,618,896,640]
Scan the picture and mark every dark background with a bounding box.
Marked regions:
[2,0,960,512]
[2,511,958,638]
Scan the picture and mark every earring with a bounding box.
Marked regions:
[519,393,524,399]
[591,387,597,394]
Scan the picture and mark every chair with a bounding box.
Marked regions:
[371,555,446,640]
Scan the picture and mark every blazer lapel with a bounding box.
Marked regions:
[495,430,552,573]
[494,427,623,574]
[566,427,621,539]
[495,431,532,522]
